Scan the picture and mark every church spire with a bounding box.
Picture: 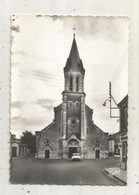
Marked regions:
[63,32,85,93]
[64,33,85,75]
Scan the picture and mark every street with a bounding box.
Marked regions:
[10,157,124,185]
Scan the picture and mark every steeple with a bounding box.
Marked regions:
[63,35,85,93]
[64,36,85,75]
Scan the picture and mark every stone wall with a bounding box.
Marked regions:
[85,122,108,159]
[36,104,62,159]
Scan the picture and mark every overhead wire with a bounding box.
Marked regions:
[111,48,128,87]
[111,49,128,86]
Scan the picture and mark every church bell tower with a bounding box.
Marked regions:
[62,33,86,158]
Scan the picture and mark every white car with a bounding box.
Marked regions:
[71,153,81,161]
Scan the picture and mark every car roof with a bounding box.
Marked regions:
[73,153,80,155]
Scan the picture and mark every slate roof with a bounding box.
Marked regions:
[64,37,85,75]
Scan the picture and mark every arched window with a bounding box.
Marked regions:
[69,76,73,91]
[75,101,79,110]
[76,76,79,91]
[68,101,73,110]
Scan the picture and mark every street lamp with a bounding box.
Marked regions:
[103,82,120,118]
[102,99,110,106]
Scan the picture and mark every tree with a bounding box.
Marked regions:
[20,131,36,154]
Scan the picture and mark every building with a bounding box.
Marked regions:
[19,144,30,156]
[11,134,19,158]
[108,132,121,156]
[11,134,30,158]
[35,35,109,159]
[118,95,128,170]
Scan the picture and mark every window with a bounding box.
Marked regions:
[68,101,73,110]
[75,101,79,110]
[124,108,128,117]
[71,118,76,125]
[70,76,73,91]
[76,76,79,91]
[122,142,127,162]
[68,117,79,127]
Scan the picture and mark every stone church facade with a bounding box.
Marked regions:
[35,35,108,159]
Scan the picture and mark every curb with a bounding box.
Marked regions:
[104,169,127,185]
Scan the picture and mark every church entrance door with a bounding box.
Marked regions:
[95,150,100,158]
[69,147,77,158]
[45,149,50,159]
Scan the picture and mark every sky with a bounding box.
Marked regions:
[11,16,128,138]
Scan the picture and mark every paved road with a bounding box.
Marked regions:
[10,157,124,185]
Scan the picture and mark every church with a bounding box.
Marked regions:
[35,33,108,159]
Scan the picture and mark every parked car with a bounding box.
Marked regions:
[71,153,81,161]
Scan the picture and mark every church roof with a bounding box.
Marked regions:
[64,36,85,75]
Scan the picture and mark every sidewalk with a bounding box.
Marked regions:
[104,167,127,184]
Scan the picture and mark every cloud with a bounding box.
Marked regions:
[11,99,55,125]
[11,101,21,107]
[11,116,46,126]
[54,16,128,44]
[11,102,54,135]
[11,101,23,107]
[37,98,55,110]
[11,108,54,136]
[11,115,49,137]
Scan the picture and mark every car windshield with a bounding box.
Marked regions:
[73,153,80,156]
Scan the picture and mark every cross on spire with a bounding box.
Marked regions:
[72,25,76,39]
